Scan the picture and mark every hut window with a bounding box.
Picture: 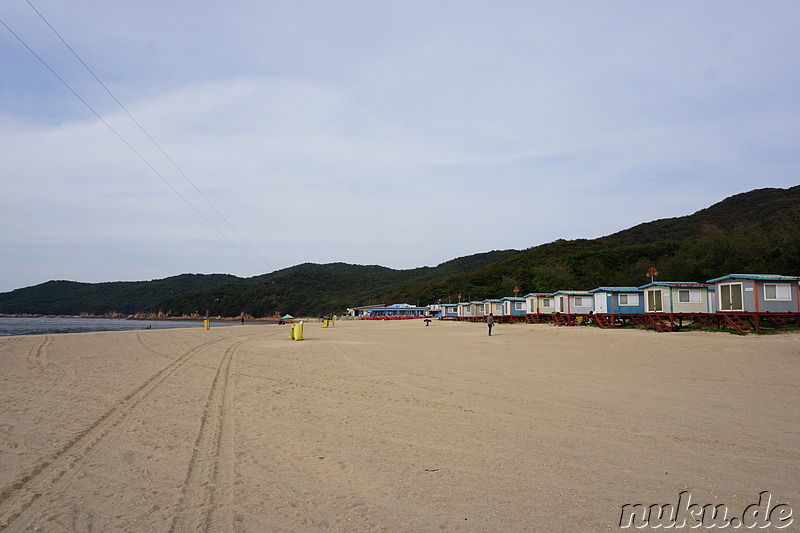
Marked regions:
[619,294,639,306]
[764,283,792,301]
[678,289,701,303]
[542,298,552,307]
[514,302,525,310]
[574,296,588,306]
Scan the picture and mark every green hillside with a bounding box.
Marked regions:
[0,251,515,317]
[602,186,800,245]
[152,251,517,317]
[372,186,800,304]
[2,186,798,317]
[0,274,247,315]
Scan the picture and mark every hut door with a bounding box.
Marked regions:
[593,293,607,313]
[647,290,663,312]
[720,283,743,311]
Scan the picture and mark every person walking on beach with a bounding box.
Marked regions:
[487,313,494,336]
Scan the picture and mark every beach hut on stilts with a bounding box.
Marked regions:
[482,299,503,322]
[551,290,594,326]
[468,301,485,322]
[588,287,644,328]
[639,282,714,331]
[706,274,800,333]
[500,297,527,322]
[441,303,459,319]
[524,293,556,323]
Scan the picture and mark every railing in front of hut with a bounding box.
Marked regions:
[359,308,800,332]
[541,312,800,333]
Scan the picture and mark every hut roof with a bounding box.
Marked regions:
[590,287,643,293]
[706,274,799,283]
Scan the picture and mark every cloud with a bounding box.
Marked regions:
[1,1,799,292]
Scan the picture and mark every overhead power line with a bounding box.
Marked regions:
[2,5,271,273]
[24,0,271,272]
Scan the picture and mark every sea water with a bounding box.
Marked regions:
[0,316,234,336]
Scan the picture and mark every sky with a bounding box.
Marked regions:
[1,1,799,292]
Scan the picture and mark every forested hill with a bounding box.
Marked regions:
[0,274,247,316]
[601,186,800,245]
[0,251,515,316]
[372,186,800,305]
[2,186,798,317]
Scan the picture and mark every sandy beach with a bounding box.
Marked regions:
[0,320,797,532]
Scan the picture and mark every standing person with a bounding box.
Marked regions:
[487,313,494,336]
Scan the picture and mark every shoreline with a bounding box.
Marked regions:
[0,313,283,323]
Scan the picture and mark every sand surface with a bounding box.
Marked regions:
[0,320,797,532]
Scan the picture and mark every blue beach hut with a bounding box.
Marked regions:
[501,297,527,317]
[589,287,644,315]
[707,274,800,313]
[442,303,459,318]
[364,303,430,318]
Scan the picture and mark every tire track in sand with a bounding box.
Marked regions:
[135,332,177,360]
[0,338,17,351]
[170,339,241,533]
[29,335,78,397]
[0,335,229,531]
[25,335,50,368]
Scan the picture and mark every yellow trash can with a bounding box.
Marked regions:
[294,322,304,341]
[203,319,210,330]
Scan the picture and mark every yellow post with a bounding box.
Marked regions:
[203,319,210,330]
[294,322,304,341]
